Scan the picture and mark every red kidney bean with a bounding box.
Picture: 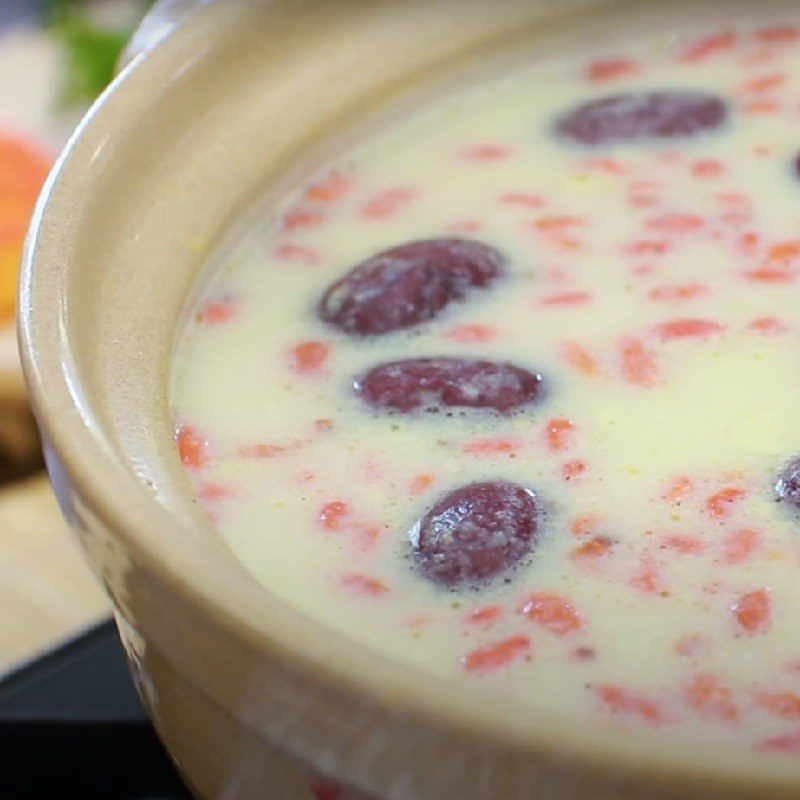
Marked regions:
[555,90,728,146]
[354,357,543,414]
[776,457,800,509]
[318,238,502,336]
[411,482,540,587]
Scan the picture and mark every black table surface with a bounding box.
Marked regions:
[0,619,192,798]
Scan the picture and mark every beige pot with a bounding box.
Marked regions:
[18,1,800,798]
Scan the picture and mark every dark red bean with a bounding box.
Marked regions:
[355,357,543,414]
[411,482,540,587]
[776,457,800,509]
[317,238,502,336]
[555,90,728,145]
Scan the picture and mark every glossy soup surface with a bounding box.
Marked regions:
[172,16,800,755]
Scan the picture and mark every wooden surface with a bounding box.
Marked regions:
[0,473,109,675]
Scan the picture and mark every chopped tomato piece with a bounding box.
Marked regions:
[756,25,800,43]
[409,474,434,494]
[660,535,705,555]
[519,593,582,635]
[459,143,513,161]
[462,635,531,674]
[282,205,325,231]
[722,529,761,564]
[462,437,522,456]
[647,283,708,302]
[541,291,593,307]
[274,243,322,265]
[195,296,239,325]
[545,418,575,452]
[743,268,796,283]
[175,425,209,470]
[361,188,417,220]
[465,605,503,627]
[706,487,745,518]
[499,192,546,208]
[691,159,724,178]
[646,213,705,234]
[445,323,498,343]
[305,170,353,202]
[759,730,800,754]
[656,318,724,341]
[596,685,668,725]
[749,316,787,334]
[571,536,613,560]
[318,501,349,531]
[683,30,737,62]
[559,341,600,377]
[733,589,771,634]
[756,692,800,721]
[619,337,658,387]
[663,476,693,505]
[684,674,740,723]
[587,58,638,82]
[289,340,330,373]
[341,573,389,597]
[562,460,586,480]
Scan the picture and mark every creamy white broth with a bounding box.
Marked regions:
[171,19,800,754]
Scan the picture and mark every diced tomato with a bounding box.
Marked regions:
[499,192,546,208]
[683,674,740,723]
[361,188,417,220]
[305,170,353,203]
[282,205,325,231]
[691,159,724,178]
[722,529,761,564]
[656,318,724,341]
[197,483,236,502]
[318,501,349,531]
[738,73,787,94]
[630,555,667,595]
[759,730,800,755]
[462,635,531,674]
[238,443,286,458]
[465,605,503,628]
[459,143,513,161]
[409,473,434,494]
[682,30,737,62]
[706,487,745,518]
[195,296,239,325]
[562,460,586,480]
[559,341,600,377]
[274,243,322,266]
[646,213,705,234]
[756,25,800,43]
[541,291,593,307]
[596,685,668,726]
[519,593,582,635]
[341,573,389,598]
[756,692,800,721]
[732,589,771,634]
[743,268,796,284]
[545,418,575,452]
[462,437,522,456]
[675,634,709,658]
[175,425,209,470]
[289,340,330,373]
[587,58,638,82]
[445,323,498,343]
[570,515,602,537]
[663,476,693,505]
[571,536,613,560]
[660,535,705,555]
[749,316,788,334]
[647,283,708,302]
[533,215,586,232]
[619,337,658,387]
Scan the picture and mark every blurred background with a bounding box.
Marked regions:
[0,0,153,675]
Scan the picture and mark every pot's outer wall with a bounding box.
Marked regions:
[19,1,800,798]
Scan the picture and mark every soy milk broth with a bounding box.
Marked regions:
[172,19,800,753]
